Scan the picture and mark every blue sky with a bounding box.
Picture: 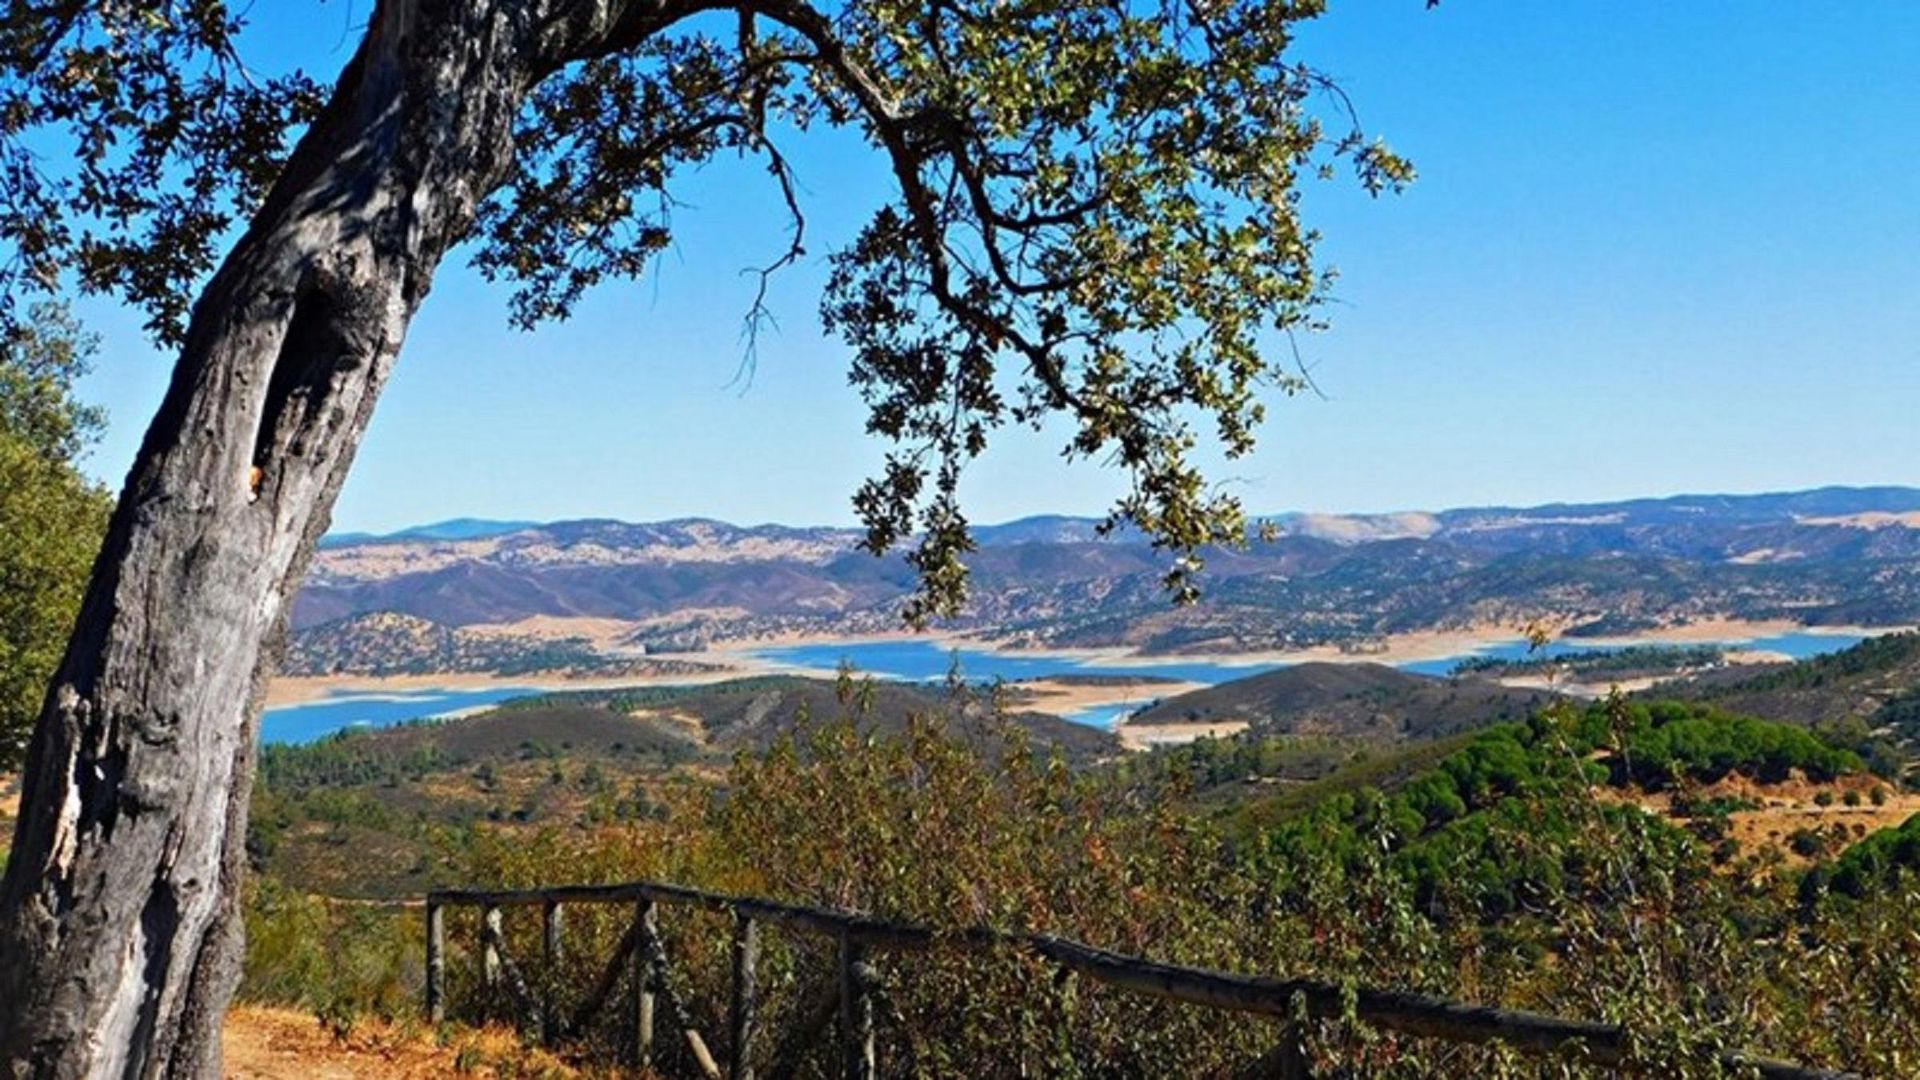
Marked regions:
[73,2,1920,533]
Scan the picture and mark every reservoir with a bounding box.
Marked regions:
[261,629,1875,743]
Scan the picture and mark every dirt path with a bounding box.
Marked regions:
[223,1005,581,1079]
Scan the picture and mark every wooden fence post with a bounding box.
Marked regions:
[631,898,658,1070]
[542,899,564,1044]
[414,881,1847,1080]
[839,931,875,1080]
[482,905,503,991]
[1275,1021,1311,1080]
[730,915,759,1080]
[544,899,565,963]
[425,901,445,1023]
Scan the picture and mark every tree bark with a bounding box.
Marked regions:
[0,3,539,1075]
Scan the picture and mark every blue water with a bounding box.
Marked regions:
[260,630,1877,743]
[1395,630,1870,676]
[750,639,1276,685]
[261,687,536,745]
[1061,701,1152,729]
[755,632,1876,727]
[1739,631,1872,659]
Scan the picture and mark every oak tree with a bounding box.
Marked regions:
[0,0,1407,1074]
[0,304,112,771]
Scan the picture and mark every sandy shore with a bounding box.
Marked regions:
[266,619,1911,713]
[264,665,757,709]
[714,626,944,648]
[699,630,982,672]
[1118,721,1249,750]
[1494,674,1661,698]
[975,619,1912,669]
[958,624,1555,669]
[1005,677,1204,718]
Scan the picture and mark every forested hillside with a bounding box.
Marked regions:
[1661,631,1920,751]
[248,675,1117,898]
[1127,662,1552,737]
[283,610,726,679]
[237,660,1920,1076]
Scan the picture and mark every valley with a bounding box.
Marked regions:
[13,586,1907,1077]
[6,3,1916,1071]
[223,630,1920,1078]
[263,620,1890,746]
[245,631,1920,902]
[17,488,1920,1076]
[273,486,1920,748]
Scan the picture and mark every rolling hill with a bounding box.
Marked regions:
[505,675,1120,762]
[249,674,1118,897]
[1659,631,1920,747]
[289,487,1920,673]
[1126,662,1555,739]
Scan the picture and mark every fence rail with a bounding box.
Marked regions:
[425,880,1854,1080]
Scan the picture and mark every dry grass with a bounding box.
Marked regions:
[223,1005,587,1080]
[1117,720,1250,750]
[1004,677,1204,717]
[1798,511,1920,530]
[1599,771,1920,868]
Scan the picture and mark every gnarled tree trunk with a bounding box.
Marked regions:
[0,2,545,1075]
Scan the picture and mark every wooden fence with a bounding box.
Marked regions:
[425,880,1855,1080]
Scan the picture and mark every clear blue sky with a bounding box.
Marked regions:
[74,2,1920,533]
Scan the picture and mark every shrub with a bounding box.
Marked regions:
[241,878,420,1020]
[241,692,1918,1077]
[1789,829,1828,858]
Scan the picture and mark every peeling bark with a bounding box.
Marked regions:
[0,2,557,1075]
[0,0,716,1070]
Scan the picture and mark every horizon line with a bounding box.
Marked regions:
[321,482,1920,542]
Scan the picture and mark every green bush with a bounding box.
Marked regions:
[437,709,1913,1077]
[1815,812,1920,900]
[237,689,1910,1077]
[241,878,421,1021]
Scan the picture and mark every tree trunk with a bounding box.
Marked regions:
[0,3,537,1075]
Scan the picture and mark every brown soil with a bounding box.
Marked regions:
[222,1005,583,1079]
[1004,677,1204,719]
[1117,720,1250,750]
[1599,771,1920,868]
[1724,799,1920,867]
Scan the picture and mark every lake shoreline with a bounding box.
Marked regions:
[263,620,1911,742]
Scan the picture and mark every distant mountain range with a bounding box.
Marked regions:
[291,486,1920,667]
[320,486,1920,550]
[318,518,542,547]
